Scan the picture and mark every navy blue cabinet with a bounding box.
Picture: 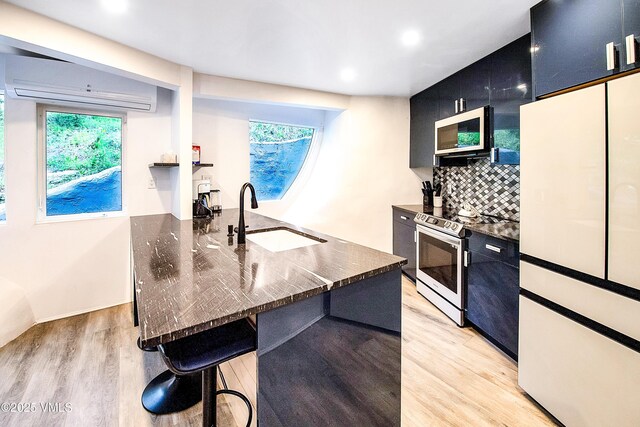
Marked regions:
[490,34,532,165]
[437,75,460,120]
[409,87,438,168]
[466,232,519,359]
[531,0,629,97]
[623,0,640,71]
[458,56,492,112]
[392,208,417,281]
[409,35,531,167]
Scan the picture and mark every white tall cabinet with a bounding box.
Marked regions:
[608,74,640,290]
[519,73,640,427]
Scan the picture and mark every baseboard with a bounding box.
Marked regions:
[36,297,133,324]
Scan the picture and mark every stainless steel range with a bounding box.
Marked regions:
[414,212,466,326]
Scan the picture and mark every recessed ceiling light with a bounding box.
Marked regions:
[340,68,357,82]
[101,0,128,14]
[401,30,421,47]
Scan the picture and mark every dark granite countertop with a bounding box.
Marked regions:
[131,210,406,347]
[392,204,519,243]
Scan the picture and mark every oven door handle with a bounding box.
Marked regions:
[416,224,461,247]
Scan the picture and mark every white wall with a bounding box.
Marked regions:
[193,95,423,252]
[0,81,174,331]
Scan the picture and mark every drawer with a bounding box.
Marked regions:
[520,261,640,342]
[519,296,640,427]
[392,208,417,225]
[468,231,518,267]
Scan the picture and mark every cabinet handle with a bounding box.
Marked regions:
[485,244,502,253]
[400,215,408,221]
[606,42,618,71]
[626,34,637,65]
[464,251,470,267]
[454,99,459,114]
[459,98,466,113]
[414,230,417,243]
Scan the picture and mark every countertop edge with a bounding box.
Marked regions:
[140,262,405,348]
[392,204,520,243]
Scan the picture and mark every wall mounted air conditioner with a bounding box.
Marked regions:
[4,56,157,112]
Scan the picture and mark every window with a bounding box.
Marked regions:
[38,106,124,219]
[249,121,314,201]
[0,92,5,221]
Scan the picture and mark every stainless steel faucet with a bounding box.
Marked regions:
[237,182,258,244]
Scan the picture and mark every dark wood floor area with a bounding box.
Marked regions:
[258,316,400,426]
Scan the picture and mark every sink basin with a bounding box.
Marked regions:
[246,228,325,252]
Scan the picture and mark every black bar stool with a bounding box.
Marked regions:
[157,318,256,427]
[138,337,203,414]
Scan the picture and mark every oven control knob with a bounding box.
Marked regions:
[444,221,450,228]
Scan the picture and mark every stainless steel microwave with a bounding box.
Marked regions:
[435,106,490,156]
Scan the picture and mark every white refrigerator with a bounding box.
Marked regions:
[519,72,640,426]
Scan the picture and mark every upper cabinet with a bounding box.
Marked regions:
[531,0,640,98]
[491,35,532,165]
[409,87,439,168]
[623,0,640,72]
[410,34,531,167]
[458,56,492,113]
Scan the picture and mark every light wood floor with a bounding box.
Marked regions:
[0,277,557,426]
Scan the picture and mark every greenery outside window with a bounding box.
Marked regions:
[37,106,125,220]
[249,121,314,201]
[0,92,5,222]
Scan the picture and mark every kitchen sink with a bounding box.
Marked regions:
[246,228,326,252]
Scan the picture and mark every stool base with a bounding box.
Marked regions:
[142,370,202,414]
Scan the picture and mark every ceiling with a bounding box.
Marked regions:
[5,0,539,96]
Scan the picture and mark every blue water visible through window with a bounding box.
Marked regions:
[249,122,314,201]
[45,111,123,216]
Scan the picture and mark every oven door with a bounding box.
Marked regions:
[416,224,464,309]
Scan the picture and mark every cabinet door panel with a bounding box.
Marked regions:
[466,251,519,357]
[409,87,438,168]
[458,56,491,112]
[519,296,640,427]
[520,85,606,278]
[531,0,622,97]
[607,72,640,290]
[393,219,416,281]
[437,74,460,120]
[490,34,532,165]
[622,0,640,70]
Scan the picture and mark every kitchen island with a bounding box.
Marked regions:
[130,210,404,426]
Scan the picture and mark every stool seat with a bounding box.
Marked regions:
[158,319,256,374]
[157,318,256,427]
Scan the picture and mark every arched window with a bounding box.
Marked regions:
[249,121,314,201]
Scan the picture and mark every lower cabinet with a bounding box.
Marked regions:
[466,231,519,359]
[392,208,417,281]
[519,295,640,427]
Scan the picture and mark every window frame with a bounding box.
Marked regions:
[0,90,5,224]
[36,104,127,223]
[248,119,320,202]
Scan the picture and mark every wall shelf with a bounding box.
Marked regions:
[148,163,214,169]
[149,163,178,168]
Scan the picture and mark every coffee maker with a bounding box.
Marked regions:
[192,179,214,218]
